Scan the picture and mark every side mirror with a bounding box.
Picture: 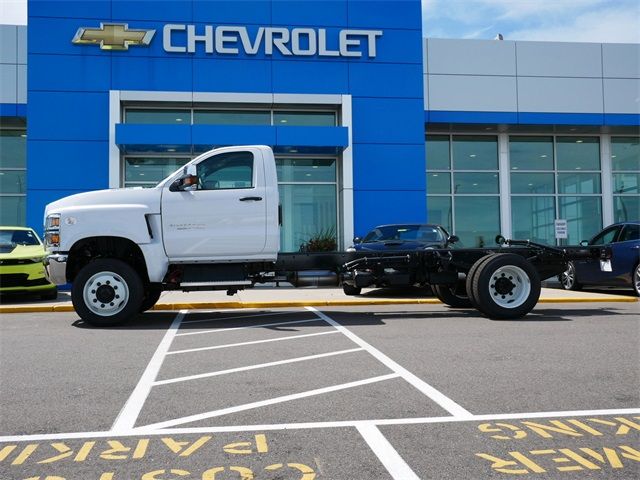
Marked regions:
[447,235,460,245]
[169,165,198,192]
[580,240,589,247]
[353,236,362,244]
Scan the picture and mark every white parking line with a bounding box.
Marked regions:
[167,330,339,355]
[357,424,420,480]
[153,348,365,386]
[110,310,186,433]
[307,307,473,419]
[175,317,322,337]
[138,374,401,430]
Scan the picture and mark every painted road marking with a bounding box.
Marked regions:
[167,330,340,355]
[1,411,639,442]
[306,306,473,419]
[153,348,365,386]
[357,424,421,480]
[175,317,322,337]
[110,310,186,433]
[137,374,402,431]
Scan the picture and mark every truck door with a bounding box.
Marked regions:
[161,147,267,260]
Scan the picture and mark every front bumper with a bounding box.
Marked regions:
[0,260,56,293]
[44,254,68,285]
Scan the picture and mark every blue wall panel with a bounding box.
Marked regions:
[112,56,193,91]
[116,124,192,146]
[29,54,111,92]
[29,92,109,141]
[353,190,426,237]
[192,0,272,25]
[30,1,110,21]
[349,62,423,98]
[353,144,425,191]
[272,60,349,93]
[272,0,347,27]
[352,97,425,144]
[112,0,193,23]
[27,140,109,190]
[193,59,272,93]
[347,0,422,29]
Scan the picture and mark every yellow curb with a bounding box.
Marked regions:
[1,295,636,314]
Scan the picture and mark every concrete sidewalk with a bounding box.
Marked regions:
[0,284,636,314]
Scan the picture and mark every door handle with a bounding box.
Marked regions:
[239,196,262,201]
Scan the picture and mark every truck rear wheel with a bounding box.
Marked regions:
[433,281,472,308]
[471,253,540,320]
[72,259,143,327]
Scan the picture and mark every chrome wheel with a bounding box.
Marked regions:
[488,265,531,309]
[560,263,578,290]
[634,264,640,297]
[82,271,130,317]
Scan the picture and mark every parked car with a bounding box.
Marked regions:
[343,223,460,296]
[559,221,640,296]
[0,226,57,300]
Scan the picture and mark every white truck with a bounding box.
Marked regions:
[43,145,608,326]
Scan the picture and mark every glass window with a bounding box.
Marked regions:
[453,172,499,194]
[509,136,554,171]
[426,135,450,170]
[556,137,600,171]
[194,110,270,126]
[276,158,336,183]
[426,172,451,194]
[0,130,26,168]
[619,224,639,242]
[452,136,498,170]
[427,196,452,233]
[454,196,500,247]
[558,196,602,244]
[0,170,26,194]
[611,137,640,171]
[589,226,619,245]
[614,197,640,223]
[511,197,556,245]
[0,228,39,246]
[279,184,337,252]
[363,225,445,242]
[613,173,640,194]
[557,173,601,194]
[125,157,190,186]
[197,151,254,190]
[0,196,25,226]
[273,111,336,127]
[511,172,555,194]
[125,109,190,124]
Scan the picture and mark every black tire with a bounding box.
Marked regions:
[342,284,362,296]
[472,253,541,320]
[433,281,472,308]
[72,259,143,327]
[465,255,495,309]
[558,261,582,291]
[40,286,58,301]
[633,264,640,297]
[139,284,163,313]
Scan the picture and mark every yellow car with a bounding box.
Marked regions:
[0,226,57,300]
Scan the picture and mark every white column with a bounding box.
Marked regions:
[341,94,354,248]
[498,133,511,238]
[108,90,121,189]
[600,134,614,226]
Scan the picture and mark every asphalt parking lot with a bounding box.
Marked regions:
[1,302,638,479]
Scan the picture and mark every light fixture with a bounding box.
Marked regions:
[576,140,583,143]
[280,119,288,123]
[540,154,547,158]
[20,134,27,138]
[167,148,176,152]
[469,154,476,158]
[576,167,582,170]
[472,183,478,186]
[176,118,183,122]
[305,173,311,177]
[528,183,533,186]
[512,167,519,170]
[612,155,617,158]
[312,165,318,169]
[432,173,439,177]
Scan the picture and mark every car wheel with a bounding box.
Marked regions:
[139,284,163,313]
[40,286,58,301]
[433,281,472,308]
[465,254,495,309]
[72,259,143,327]
[471,253,541,320]
[342,284,362,296]
[633,264,640,297]
[558,262,582,291]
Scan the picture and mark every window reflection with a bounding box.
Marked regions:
[556,137,600,171]
[452,136,498,170]
[125,109,190,124]
[509,136,554,171]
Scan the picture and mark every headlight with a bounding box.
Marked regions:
[46,214,61,229]
[45,214,61,248]
[30,257,45,263]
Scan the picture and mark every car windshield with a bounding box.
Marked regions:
[0,229,40,246]
[363,225,444,243]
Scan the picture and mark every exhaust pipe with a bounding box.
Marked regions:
[288,270,339,287]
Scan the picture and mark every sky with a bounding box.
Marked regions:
[1,0,639,43]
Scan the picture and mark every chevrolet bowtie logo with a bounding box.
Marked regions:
[72,23,155,51]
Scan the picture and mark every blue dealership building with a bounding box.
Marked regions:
[1,0,638,249]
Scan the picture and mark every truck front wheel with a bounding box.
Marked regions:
[471,253,541,320]
[140,284,163,313]
[72,259,143,327]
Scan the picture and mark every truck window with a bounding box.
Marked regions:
[197,151,254,190]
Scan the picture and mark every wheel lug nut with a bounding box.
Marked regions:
[100,304,105,308]
[91,290,95,294]
[114,286,118,290]
[97,282,101,286]
[110,302,114,306]
[115,295,120,299]
[106,281,110,285]
[501,295,505,299]
[93,299,97,303]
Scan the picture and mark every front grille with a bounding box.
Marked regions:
[0,274,49,288]
[0,259,40,266]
